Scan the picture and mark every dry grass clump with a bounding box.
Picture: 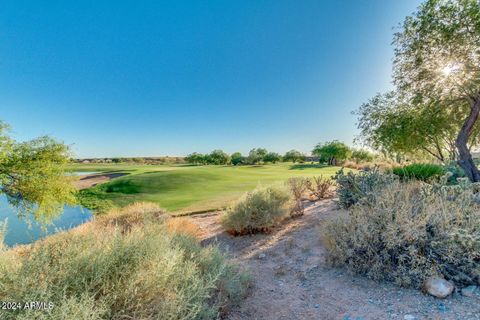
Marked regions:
[221,186,290,235]
[286,176,335,217]
[306,176,335,200]
[286,177,308,217]
[0,203,249,319]
[165,217,204,239]
[96,202,168,232]
[322,180,480,288]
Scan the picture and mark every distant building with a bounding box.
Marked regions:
[305,156,320,162]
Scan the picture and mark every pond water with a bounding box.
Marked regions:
[0,196,92,247]
[68,171,100,176]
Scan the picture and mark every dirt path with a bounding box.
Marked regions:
[189,200,480,320]
[74,173,127,189]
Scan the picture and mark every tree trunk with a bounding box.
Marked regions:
[456,96,480,182]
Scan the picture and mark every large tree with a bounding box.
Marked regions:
[283,150,306,163]
[0,122,76,222]
[356,92,475,162]
[312,141,351,166]
[392,0,480,181]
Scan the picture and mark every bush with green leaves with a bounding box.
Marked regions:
[322,180,480,288]
[221,186,291,235]
[0,203,249,319]
[392,163,445,181]
[333,168,397,208]
[444,162,466,185]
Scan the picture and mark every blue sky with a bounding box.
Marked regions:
[0,0,421,158]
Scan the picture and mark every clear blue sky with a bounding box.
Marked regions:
[1,0,421,158]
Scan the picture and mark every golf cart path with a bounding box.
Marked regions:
[189,200,480,320]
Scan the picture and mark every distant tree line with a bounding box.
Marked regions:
[185,143,376,166]
[185,148,307,166]
[74,157,186,165]
[75,143,376,167]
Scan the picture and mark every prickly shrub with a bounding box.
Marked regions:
[334,168,397,208]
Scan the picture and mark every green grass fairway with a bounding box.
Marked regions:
[72,163,344,214]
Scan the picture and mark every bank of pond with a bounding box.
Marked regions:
[0,195,92,247]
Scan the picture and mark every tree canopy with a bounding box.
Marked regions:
[282,150,305,163]
[357,0,480,181]
[312,141,351,165]
[263,152,281,163]
[0,122,76,222]
[230,152,245,166]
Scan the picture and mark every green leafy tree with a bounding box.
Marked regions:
[185,152,205,165]
[351,149,375,164]
[391,0,480,181]
[0,122,76,222]
[230,152,245,166]
[263,152,281,163]
[208,149,230,165]
[312,141,351,166]
[355,92,468,162]
[247,148,268,164]
[283,150,306,163]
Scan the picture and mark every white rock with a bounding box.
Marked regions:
[404,315,416,320]
[424,277,455,299]
[258,253,266,259]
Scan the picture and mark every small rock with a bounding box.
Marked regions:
[314,304,320,309]
[404,315,416,320]
[461,285,478,297]
[437,303,449,313]
[424,277,455,299]
[258,253,266,259]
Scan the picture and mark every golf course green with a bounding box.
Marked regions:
[71,163,343,214]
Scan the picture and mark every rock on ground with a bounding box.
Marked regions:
[423,277,455,299]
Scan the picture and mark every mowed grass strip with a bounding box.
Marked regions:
[73,163,343,214]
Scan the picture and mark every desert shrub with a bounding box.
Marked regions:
[444,162,466,185]
[306,176,335,200]
[334,168,397,208]
[0,205,249,319]
[322,181,480,288]
[392,163,445,181]
[342,160,398,172]
[286,177,308,216]
[221,186,290,235]
[96,202,168,233]
[165,217,204,239]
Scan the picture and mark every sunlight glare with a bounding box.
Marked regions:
[441,63,460,76]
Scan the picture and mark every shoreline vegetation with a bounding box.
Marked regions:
[0,202,250,319]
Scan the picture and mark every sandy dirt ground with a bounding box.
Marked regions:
[74,173,127,189]
[189,200,480,320]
